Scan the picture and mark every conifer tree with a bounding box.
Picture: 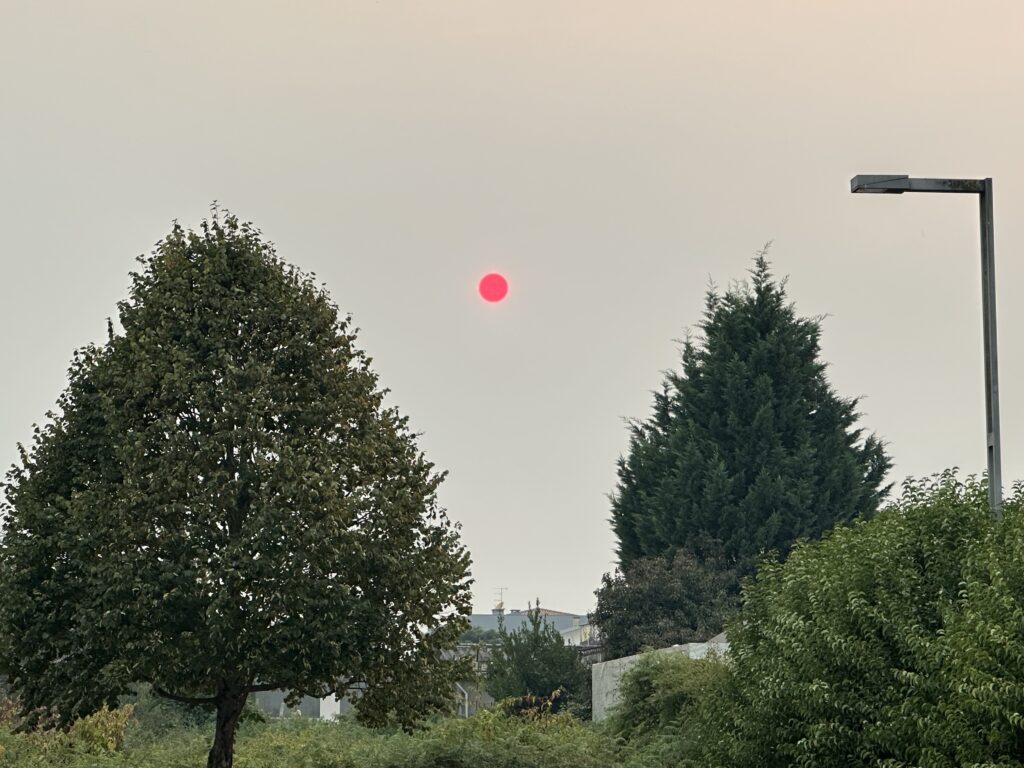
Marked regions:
[485,603,588,711]
[611,256,890,571]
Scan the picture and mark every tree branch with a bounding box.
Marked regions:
[297,686,337,699]
[153,687,217,705]
[246,682,286,694]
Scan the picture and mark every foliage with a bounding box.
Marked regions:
[498,687,569,719]
[592,549,737,659]
[611,256,890,573]
[118,683,263,748]
[0,703,135,761]
[485,604,589,711]
[119,684,214,742]
[693,473,1002,768]
[0,709,620,768]
[604,650,729,748]
[601,474,1024,768]
[0,212,472,767]
[66,705,136,754]
[458,626,502,644]
[920,479,1024,766]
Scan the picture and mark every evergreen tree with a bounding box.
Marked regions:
[611,256,890,571]
[0,213,472,768]
[485,604,588,710]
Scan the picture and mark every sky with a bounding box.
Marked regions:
[2,2,1024,615]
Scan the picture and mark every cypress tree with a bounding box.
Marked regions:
[611,256,891,571]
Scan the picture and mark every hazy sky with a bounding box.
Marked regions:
[3,2,1024,614]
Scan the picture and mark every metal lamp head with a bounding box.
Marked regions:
[850,175,910,194]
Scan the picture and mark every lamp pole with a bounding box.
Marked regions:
[850,174,1002,518]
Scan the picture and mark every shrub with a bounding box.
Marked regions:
[592,549,737,660]
[66,704,135,754]
[694,473,1002,768]
[498,687,569,719]
[606,650,729,745]
[0,708,619,768]
[921,480,1024,766]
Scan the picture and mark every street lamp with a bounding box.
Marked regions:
[850,174,1002,517]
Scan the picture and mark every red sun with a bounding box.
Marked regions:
[478,272,509,303]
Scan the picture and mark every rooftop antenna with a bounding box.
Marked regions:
[493,587,509,610]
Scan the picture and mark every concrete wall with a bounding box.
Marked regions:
[251,690,352,719]
[591,637,729,722]
[251,681,485,720]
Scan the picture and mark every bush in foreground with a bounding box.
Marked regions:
[603,650,732,767]
[694,473,1022,767]
[603,474,1024,768]
[0,709,618,768]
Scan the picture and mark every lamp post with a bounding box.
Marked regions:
[850,174,1002,517]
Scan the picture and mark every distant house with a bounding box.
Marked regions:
[558,616,598,648]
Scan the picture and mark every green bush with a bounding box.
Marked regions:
[919,480,1024,766]
[593,550,738,661]
[0,704,135,765]
[605,650,729,746]
[118,684,264,749]
[692,473,1006,768]
[601,649,735,768]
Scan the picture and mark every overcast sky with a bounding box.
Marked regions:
[3,2,1023,614]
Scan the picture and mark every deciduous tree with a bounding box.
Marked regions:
[0,213,472,768]
[591,549,737,659]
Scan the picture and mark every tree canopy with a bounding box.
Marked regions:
[611,256,891,571]
[0,213,472,768]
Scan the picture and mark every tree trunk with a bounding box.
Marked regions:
[206,686,248,768]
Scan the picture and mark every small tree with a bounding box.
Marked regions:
[591,548,737,659]
[0,213,472,768]
[485,604,588,709]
